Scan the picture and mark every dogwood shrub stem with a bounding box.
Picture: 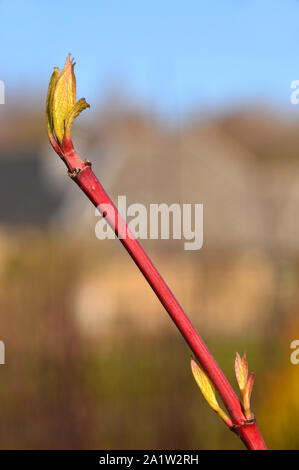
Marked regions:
[62,142,267,450]
[46,55,267,449]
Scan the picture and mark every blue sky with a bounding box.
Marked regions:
[1,0,299,116]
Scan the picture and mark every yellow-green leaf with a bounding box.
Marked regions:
[190,358,233,427]
[191,358,219,412]
[52,54,76,144]
[64,98,90,139]
[46,67,60,138]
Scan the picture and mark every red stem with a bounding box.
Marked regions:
[62,141,267,450]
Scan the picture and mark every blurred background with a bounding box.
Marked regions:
[0,0,299,449]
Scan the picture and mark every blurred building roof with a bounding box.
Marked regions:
[1,104,299,253]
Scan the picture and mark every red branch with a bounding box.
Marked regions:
[61,139,267,450]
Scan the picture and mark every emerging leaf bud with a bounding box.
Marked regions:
[235,352,248,392]
[235,352,255,420]
[46,54,90,157]
[243,372,255,419]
